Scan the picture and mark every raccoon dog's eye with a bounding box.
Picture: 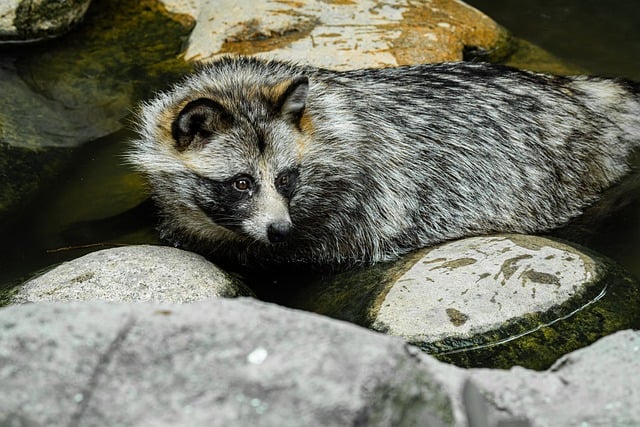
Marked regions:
[277,175,289,186]
[233,177,252,192]
[275,169,299,198]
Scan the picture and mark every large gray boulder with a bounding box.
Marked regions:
[1,299,639,426]
[469,329,640,426]
[0,299,454,426]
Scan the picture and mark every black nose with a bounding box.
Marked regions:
[267,221,291,243]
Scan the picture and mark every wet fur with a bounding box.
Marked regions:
[129,56,640,266]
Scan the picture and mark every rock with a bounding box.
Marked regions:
[1,299,639,426]
[10,245,254,303]
[289,235,640,369]
[0,0,91,43]
[468,329,640,427]
[159,0,512,69]
[0,299,455,426]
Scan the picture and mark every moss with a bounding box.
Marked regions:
[14,0,90,40]
[15,0,195,115]
[426,260,640,370]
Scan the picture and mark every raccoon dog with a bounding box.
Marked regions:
[130,56,640,267]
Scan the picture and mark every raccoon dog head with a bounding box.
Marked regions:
[132,58,311,247]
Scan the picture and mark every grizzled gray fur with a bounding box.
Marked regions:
[129,56,640,266]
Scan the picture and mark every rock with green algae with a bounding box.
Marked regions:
[0,0,193,225]
[0,0,91,43]
[288,234,640,370]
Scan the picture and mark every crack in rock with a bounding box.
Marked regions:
[68,316,136,427]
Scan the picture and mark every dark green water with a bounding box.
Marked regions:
[0,0,193,290]
[467,0,640,81]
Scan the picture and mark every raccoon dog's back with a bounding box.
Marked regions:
[130,56,640,266]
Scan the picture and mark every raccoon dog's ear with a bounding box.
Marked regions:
[171,98,233,151]
[277,76,309,123]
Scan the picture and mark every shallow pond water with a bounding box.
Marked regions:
[467,0,640,81]
[0,0,193,289]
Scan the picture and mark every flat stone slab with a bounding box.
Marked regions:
[374,235,597,342]
[159,0,509,69]
[289,234,638,368]
[11,245,253,303]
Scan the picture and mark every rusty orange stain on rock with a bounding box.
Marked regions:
[219,15,318,55]
[386,0,512,65]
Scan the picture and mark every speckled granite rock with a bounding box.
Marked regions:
[159,0,511,69]
[11,245,253,303]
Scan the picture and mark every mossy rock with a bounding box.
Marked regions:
[287,235,640,370]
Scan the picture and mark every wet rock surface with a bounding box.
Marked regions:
[11,245,253,303]
[0,0,91,43]
[290,235,640,369]
[0,0,193,225]
[1,299,639,427]
[159,0,511,69]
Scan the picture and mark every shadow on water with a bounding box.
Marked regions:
[466,0,640,81]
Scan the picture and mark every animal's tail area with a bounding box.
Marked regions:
[618,77,640,149]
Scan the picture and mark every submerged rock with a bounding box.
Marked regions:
[0,0,193,227]
[290,235,640,369]
[11,245,254,303]
[159,0,512,69]
[0,0,91,43]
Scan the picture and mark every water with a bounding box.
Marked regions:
[0,0,193,291]
[466,0,640,81]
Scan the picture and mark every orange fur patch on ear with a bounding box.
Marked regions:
[299,110,314,135]
[155,107,178,147]
[160,91,232,153]
[296,111,314,160]
[262,80,294,105]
